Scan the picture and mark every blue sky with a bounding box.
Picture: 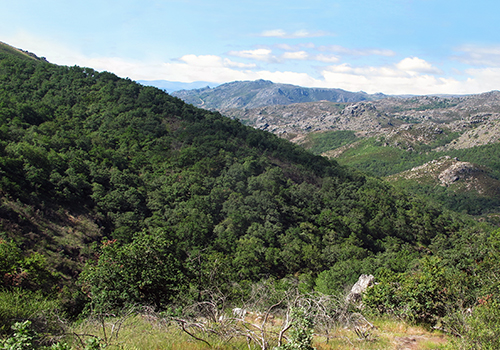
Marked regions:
[2,0,500,94]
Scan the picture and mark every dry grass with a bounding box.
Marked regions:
[63,313,449,350]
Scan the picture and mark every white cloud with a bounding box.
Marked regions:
[259,29,330,39]
[396,57,442,75]
[156,55,254,83]
[314,54,340,63]
[223,58,256,68]
[275,44,295,51]
[227,48,278,62]
[252,70,322,87]
[282,51,309,60]
[453,44,500,67]
[319,60,462,94]
[81,55,254,83]
[178,54,225,67]
[461,67,500,92]
[291,30,322,38]
[260,29,287,38]
[228,48,339,64]
[176,55,256,70]
[75,56,500,94]
[319,45,396,57]
[275,43,316,51]
[3,31,84,66]
[5,32,500,95]
[78,55,491,95]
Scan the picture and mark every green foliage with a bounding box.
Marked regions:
[80,229,187,311]
[315,259,364,295]
[47,343,72,350]
[336,135,500,179]
[419,227,500,344]
[304,130,357,155]
[0,290,60,334]
[334,137,441,177]
[364,256,460,326]
[0,320,73,350]
[0,321,34,350]
[0,239,56,293]
[83,337,105,350]
[335,136,500,215]
[459,299,500,350]
[275,307,315,350]
[0,239,22,279]
[391,180,500,216]
[0,46,489,319]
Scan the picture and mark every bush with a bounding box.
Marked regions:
[363,257,456,326]
[0,320,34,350]
[0,320,72,350]
[275,307,315,350]
[446,297,500,350]
[80,229,187,311]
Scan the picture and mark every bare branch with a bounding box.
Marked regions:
[173,318,212,348]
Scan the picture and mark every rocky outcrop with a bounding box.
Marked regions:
[438,161,482,186]
[347,274,374,303]
[387,156,500,197]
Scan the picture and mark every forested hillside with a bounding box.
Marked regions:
[1,43,500,349]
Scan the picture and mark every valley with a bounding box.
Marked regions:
[171,80,500,219]
[0,41,499,349]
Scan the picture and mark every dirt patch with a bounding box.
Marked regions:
[394,334,447,349]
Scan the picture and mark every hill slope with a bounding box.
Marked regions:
[0,41,48,62]
[0,43,478,305]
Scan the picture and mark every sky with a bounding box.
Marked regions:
[2,0,500,95]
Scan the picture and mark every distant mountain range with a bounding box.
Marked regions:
[168,79,387,110]
[137,80,218,93]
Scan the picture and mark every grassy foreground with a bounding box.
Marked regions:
[63,314,448,350]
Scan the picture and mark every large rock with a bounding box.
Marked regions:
[438,161,480,186]
[347,274,374,303]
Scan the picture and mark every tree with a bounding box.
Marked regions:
[80,229,186,311]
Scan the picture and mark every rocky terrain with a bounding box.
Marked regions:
[220,92,500,144]
[222,100,391,138]
[387,156,500,196]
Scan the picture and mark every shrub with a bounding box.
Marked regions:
[0,320,72,350]
[0,320,34,350]
[364,257,455,326]
[80,229,186,311]
[275,307,315,350]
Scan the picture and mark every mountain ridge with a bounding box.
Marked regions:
[137,80,218,93]
[170,79,387,110]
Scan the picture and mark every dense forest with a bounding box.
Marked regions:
[1,43,500,349]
